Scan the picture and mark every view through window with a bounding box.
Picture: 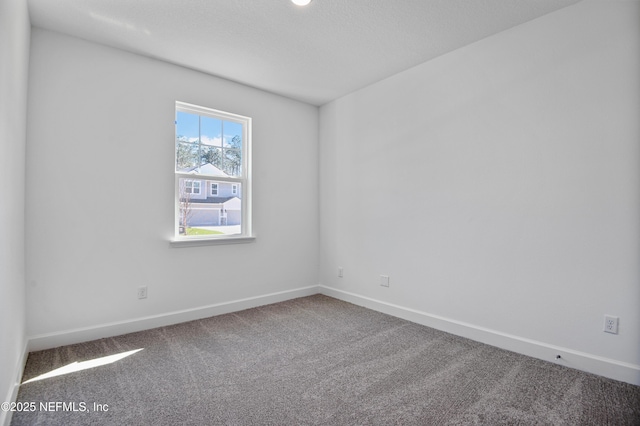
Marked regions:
[175,102,251,239]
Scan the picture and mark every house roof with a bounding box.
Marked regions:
[180,163,229,177]
[190,196,239,205]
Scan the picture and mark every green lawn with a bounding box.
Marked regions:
[186,227,224,236]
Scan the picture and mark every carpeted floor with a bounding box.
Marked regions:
[12,295,640,425]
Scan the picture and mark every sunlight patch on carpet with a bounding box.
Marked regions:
[22,349,144,384]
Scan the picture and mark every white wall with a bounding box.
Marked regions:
[320,0,640,383]
[0,0,30,422]
[26,29,318,339]
[17,0,640,388]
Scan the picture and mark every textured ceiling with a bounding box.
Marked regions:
[27,0,581,106]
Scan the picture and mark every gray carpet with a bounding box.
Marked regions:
[12,295,640,425]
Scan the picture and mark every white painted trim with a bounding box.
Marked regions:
[318,285,640,386]
[28,285,320,352]
[1,342,29,426]
[169,235,256,247]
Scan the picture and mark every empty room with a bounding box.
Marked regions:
[1,0,639,424]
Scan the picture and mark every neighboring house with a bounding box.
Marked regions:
[179,163,242,229]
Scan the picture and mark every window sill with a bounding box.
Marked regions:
[169,235,256,248]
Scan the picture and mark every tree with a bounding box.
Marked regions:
[224,135,242,176]
[176,137,198,171]
[200,146,223,169]
[178,179,194,234]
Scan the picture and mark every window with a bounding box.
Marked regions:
[174,101,252,242]
[186,180,201,194]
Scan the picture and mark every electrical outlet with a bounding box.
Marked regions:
[380,275,390,287]
[338,267,343,278]
[604,315,618,334]
[137,286,148,299]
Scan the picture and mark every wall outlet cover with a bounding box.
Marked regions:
[380,275,390,287]
[604,315,619,334]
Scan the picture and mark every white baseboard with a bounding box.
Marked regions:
[1,341,29,426]
[318,285,640,386]
[24,284,640,386]
[28,285,320,352]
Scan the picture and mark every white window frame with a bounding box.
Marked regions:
[210,182,218,196]
[232,184,238,195]
[171,101,253,246]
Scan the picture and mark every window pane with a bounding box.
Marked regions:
[178,178,242,237]
[223,121,243,147]
[176,111,199,143]
[201,116,222,146]
[200,145,224,171]
[223,148,242,177]
[176,142,199,171]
